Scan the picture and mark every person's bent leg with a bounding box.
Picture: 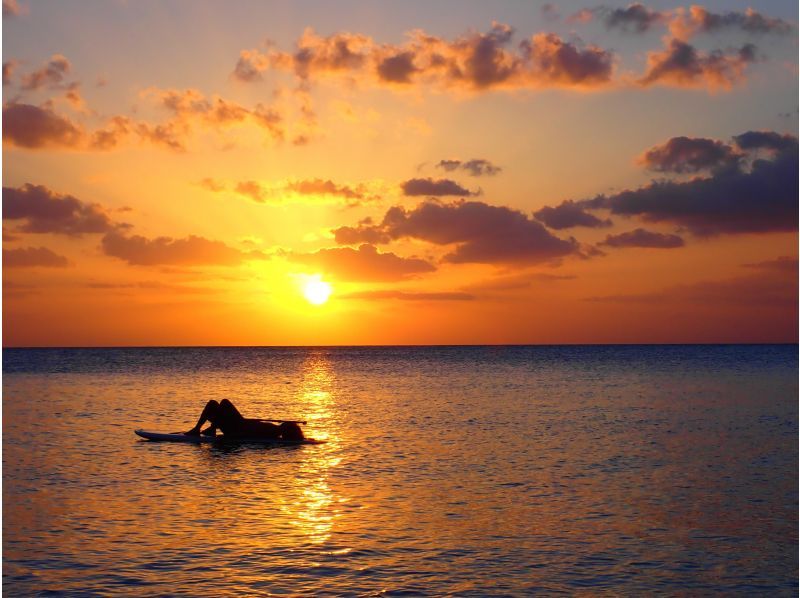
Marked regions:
[278,421,304,441]
[185,400,220,435]
[215,399,246,435]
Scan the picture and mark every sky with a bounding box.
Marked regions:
[2,0,798,346]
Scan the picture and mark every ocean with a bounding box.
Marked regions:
[3,345,797,595]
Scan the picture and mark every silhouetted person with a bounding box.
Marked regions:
[184,399,304,440]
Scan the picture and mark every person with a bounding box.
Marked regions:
[184,399,304,440]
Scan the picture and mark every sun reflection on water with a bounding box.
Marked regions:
[280,351,342,544]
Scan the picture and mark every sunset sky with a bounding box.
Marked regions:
[3,0,797,346]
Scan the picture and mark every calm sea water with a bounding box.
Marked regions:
[3,345,798,595]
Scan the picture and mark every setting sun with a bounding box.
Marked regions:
[302,277,333,305]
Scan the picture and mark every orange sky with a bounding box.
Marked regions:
[3,0,798,346]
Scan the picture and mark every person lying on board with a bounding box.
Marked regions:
[184,399,304,440]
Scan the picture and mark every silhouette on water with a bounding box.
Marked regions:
[184,398,305,440]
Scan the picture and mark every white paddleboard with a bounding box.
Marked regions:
[135,429,324,445]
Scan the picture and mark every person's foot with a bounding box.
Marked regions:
[184,428,201,436]
[201,426,217,437]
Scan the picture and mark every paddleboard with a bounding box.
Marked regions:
[135,429,325,445]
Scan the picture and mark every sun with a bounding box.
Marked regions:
[302,276,332,305]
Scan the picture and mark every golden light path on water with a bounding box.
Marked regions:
[280,352,341,546]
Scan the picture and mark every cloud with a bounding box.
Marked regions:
[336,199,580,265]
[3,183,122,235]
[581,131,798,235]
[639,38,756,90]
[3,60,17,85]
[101,231,267,266]
[741,256,798,272]
[207,178,379,205]
[638,135,740,173]
[290,243,435,281]
[602,3,666,33]
[401,177,478,197]
[3,102,84,148]
[462,271,576,292]
[436,158,502,177]
[4,246,69,268]
[733,131,797,153]
[233,23,616,92]
[599,228,685,248]
[342,290,475,301]
[286,178,365,200]
[586,268,796,308]
[20,54,71,90]
[534,199,612,229]
[669,6,792,39]
[333,218,391,245]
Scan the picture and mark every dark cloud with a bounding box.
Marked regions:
[583,132,798,235]
[681,6,792,37]
[333,218,391,245]
[101,231,267,266]
[20,54,71,90]
[639,38,756,90]
[341,200,580,265]
[4,246,68,268]
[733,131,797,153]
[3,183,122,235]
[234,24,616,92]
[600,228,685,248]
[342,290,475,301]
[3,102,84,149]
[377,51,418,83]
[534,200,612,229]
[436,158,502,177]
[290,243,435,282]
[401,178,477,197]
[603,3,665,33]
[638,136,740,173]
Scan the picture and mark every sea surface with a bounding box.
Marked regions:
[3,345,798,595]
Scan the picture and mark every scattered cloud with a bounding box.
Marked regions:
[401,177,478,197]
[290,243,435,281]
[342,290,475,301]
[639,38,756,90]
[3,183,123,235]
[233,23,616,92]
[597,3,666,33]
[580,131,798,235]
[668,6,792,40]
[101,231,268,266]
[3,102,84,149]
[599,228,685,248]
[436,158,502,177]
[204,177,382,205]
[541,3,560,22]
[335,199,580,265]
[534,199,612,229]
[4,246,69,268]
[638,135,741,173]
[20,54,71,91]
